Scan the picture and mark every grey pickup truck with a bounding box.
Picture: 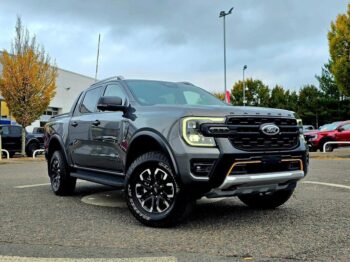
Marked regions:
[44,77,309,227]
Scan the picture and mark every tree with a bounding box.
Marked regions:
[328,4,350,96]
[298,85,323,128]
[0,17,57,155]
[315,61,339,99]
[269,85,288,109]
[231,78,270,106]
[212,91,225,101]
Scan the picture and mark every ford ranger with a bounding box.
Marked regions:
[45,77,309,227]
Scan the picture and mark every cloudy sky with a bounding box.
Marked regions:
[0,0,348,92]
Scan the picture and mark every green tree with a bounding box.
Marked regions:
[0,17,57,155]
[298,85,323,127]
[231,78,270,106]
[328,4,350,96]
[315,61,339,98]
[270,85,288,109]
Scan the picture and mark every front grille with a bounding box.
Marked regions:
[226,116,299,152]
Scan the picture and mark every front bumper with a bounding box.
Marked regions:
[205,170,304,198]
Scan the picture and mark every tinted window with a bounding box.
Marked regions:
[80,87,102,113]
[104,84,127,104]
[10,126,22,135]
[126,80,225,106]
[1,126,9,136]
[341,124,350,131]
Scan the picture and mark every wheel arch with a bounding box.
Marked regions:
[47,134,70,165]
[125,130,178,175]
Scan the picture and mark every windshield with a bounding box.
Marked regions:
[125,80,226,106]
[319,122,341,131]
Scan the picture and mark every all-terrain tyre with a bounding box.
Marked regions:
[238,185,295,209]
[125,151,193,227]
[48,150,76,196]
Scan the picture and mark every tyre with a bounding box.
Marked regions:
[320,141,334,152]
[238,186,295,209]
[26,142,40,157]
[125,151,193,227]
[48,150,76,196]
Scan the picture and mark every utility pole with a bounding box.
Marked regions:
[243,65,247,106]
[219,7,233,103]
[95,33,101,81]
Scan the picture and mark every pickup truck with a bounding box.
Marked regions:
[45,77,309,227]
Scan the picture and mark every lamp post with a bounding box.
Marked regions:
[219,7,234,103]
[243,65,247,106]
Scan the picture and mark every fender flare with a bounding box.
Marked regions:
[126,129,179,175]
[47,134,70,165]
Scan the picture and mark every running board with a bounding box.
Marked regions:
[70,170,125,188]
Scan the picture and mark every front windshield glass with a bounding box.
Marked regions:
[319,122,340,131]
[125,80,226,106]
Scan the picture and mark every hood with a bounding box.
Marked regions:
[136,104,295,119]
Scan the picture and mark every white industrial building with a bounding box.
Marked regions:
[0,54,96,131]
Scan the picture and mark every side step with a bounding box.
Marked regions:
[70,169,125,188]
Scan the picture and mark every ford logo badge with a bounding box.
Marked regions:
[260,123,280,136]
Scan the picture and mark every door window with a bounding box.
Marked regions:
[1,126,9,136]
[80,87,103,113]
[9,126,22,136]
[341,124,350,131]
[104,84,127,105]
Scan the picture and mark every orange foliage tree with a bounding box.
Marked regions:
[0,17,57,155]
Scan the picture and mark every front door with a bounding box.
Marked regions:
[88,83,128,172]
[336,123,350,143]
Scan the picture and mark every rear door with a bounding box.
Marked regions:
[336,123,350,143]
[68,86,104,168]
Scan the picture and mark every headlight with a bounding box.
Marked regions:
[309,134,318,141]
[182,117,225,147]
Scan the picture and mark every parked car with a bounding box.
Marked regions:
[0,125,44,157]
[304,121,350,152]
[302,125,315,132]
[45,78,308,227]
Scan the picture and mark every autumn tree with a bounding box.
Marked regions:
[0,17,57,155]
[328,4,350,96]
[212,91,226,101]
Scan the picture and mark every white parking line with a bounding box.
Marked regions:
[0,256,177,262]
[302,181,350,190]
[14,181,88,189]
[14,183,51,189]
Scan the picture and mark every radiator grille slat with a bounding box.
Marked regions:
[227,117,299,151]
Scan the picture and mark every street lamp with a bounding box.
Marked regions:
[243,65,247,106]
[219,7,234,103]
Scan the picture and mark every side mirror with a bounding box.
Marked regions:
[97,96,126,112]
[338,127,344,132]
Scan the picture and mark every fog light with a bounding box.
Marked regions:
[190,160,216,177]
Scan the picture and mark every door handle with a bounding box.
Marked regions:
[71,121,78,127]
[92,120,101,126]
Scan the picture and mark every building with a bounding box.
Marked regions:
[0,53,96,131]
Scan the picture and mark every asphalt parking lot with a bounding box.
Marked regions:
[0,158,349,261]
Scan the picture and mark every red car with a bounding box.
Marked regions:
[304,121,350,152]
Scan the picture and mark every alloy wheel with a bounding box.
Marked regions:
[134,168,176,214]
